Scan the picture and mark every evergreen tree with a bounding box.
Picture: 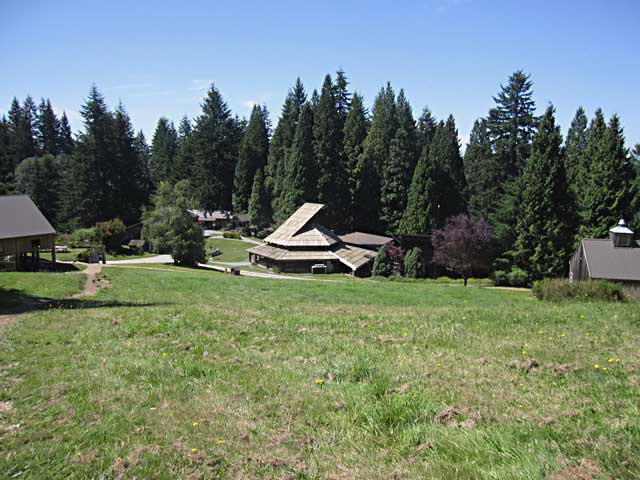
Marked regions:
[61,85,115,226]
[173,116,195,182]
[380,89,417,232]
[266,78,306,216]
[150,117,178,185]
[313,74,347,228]
[399,144,434,234]
[233,105,270,212]
[192,83,239,211]
[36,98,60,155]
[342,93,369,230]
[58,112,75,154]
[564,107,588,186]
[0,116,15,194]
[248,168,271,228]
[514,106,576,280]
[579,113,636,238]
[487,70,537,178]
[416,107,437,154]
[464,118,497,220]
[8,97,36,165]
[15,154,62,226]
[429,115,467,228]
[133,130,153,197]
[112,103,148,224]
[334,68,351,129]
[277,103,316,222]
[357,83,398,232]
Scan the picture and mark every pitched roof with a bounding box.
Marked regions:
[0,195,56,240]
[339,231,393,248]
[247,242,375,271]
[581,239,640,282]
[264,203,340,247]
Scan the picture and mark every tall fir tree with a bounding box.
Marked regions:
[277,103,317,222]
[514,106,577,280]
[429,115,467,228]
[192,83,239,211]
[564,107,588,187]
[578,113,636,238]
[150,117,178,185]
[133,130,153,197]
[313,74,348,228]
[334,68,351,130]
[173,116,195,183]
[233,105,270,212]
[0,116,15,194]
[8,97,36,166]
[58,112,75,154]
[248,168,271,228]
[487,70,537,178]
[464,118,497,220]
[61,85,115,226]
[379,89,417,232]
[399,142,434,234]
[266,78,306,216]
[416,107,437,155]
[15,154,62,227]
[342,93,369,231]
[357,83,398,232]
[112,103,148,224]
[36,98,60,156]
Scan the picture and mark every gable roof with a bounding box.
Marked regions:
[581,239,640,282]
[0,195,56,240]
[264,203,340,247]
[246,242,375,271]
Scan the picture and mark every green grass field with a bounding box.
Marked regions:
[40,247,156,262]
[206,238,253,263]
[0,267,638,479]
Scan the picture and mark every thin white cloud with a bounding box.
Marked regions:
[189,79,212,92]
[111,82,153,90]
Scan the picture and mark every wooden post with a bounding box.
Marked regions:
[51,246,56,271]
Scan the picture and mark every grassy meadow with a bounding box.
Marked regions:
[206,238,254,263]
[0,266,639,479]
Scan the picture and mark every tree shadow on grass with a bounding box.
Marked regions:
[0,286,169,315]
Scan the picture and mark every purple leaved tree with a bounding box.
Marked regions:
[432,215,492,286]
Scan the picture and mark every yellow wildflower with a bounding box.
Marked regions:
[608,358,614,363]
[594,364,600,369]
[602,367,608,371]
[162,352,167,357]
[192,421,199,427]
[217,439,225,444]
[315,378,324,385]
[191,448,197,453]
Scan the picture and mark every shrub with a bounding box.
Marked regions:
[222,231,241,239]
[96,219,126,252]
[506,267,529,287]
[493,270,508,286]
[70,227,102,247]
[75,246,103,263]
[532,278,625,302]
[372,245,404,277]
[403,247,423,278]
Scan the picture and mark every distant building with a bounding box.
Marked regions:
[188,209,249,230]
[247,203,376,276]
[569,219,640,284]
[0,195,57,270]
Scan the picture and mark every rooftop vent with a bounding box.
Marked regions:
[609,219,635,247]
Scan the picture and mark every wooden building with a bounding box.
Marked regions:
[0,195,57,270]
[247,203,376,276]
[188,209,249,230]
[569,219,640,284]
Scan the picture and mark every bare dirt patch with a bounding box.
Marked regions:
[73,263,109,298]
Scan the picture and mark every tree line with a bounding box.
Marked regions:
[1,70,639,282]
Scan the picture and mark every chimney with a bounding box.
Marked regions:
[609,219,635,247]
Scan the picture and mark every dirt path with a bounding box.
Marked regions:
[72,263,109,298]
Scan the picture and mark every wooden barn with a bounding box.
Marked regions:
[569,219,640,284]
[0,195,57,270]
[246,203,376,276]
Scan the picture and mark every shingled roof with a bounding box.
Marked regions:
[246,242,376,270]
[0,195,56,240]
[264,203,341,247]
[581,239,640,282]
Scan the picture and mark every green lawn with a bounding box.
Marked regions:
[0,267,639,479]
[40,247,156,262]
[206,238,253,263]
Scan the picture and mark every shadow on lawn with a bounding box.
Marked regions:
[0,287,168,315]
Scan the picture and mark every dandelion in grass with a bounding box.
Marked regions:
[602,367,608,371]
[217,439,225,444]
[315,378,324,385]
[76,452,81,457]
[594,364,600,369]
[615,358,621,362]
[162,352,167,357]
[403,332,408,337]
[608,358,615,363]
[192,421,199,427]
[117,457,122,462]
[191,448,197,453]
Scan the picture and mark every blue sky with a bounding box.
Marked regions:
[1,0,639,149]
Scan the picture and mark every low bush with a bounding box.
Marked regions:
[222,231,241,239]
[70,227,102,247]
[493,270,508,286]
[96,219,126,252]
[506,267,529,287]
[532,278,625,302]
